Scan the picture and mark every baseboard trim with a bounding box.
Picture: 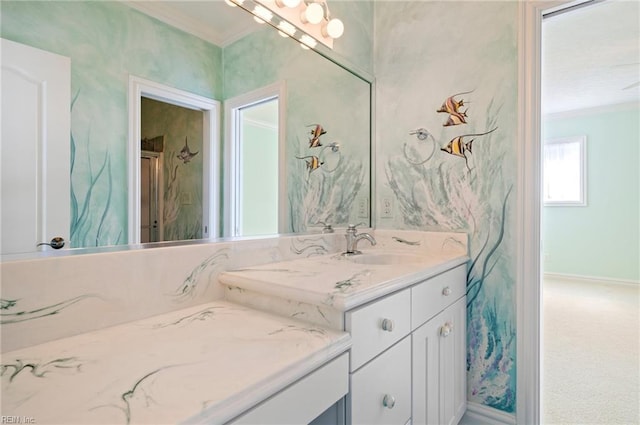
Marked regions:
[461,402,516,425]
[544,272,639,286]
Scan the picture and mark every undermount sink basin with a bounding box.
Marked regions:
[346,252,426,265]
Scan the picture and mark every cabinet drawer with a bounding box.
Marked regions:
[230,353,349,424]
[349,337,411,425]
[411,265,466,329]
[346,288,411,371]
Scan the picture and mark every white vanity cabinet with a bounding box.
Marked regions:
[412,296,467,425]
[411,264,467,425]
[345,264,467,425]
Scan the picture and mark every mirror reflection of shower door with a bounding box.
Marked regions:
[140,152,162,243]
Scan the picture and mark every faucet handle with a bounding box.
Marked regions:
[317,221,334,233]
[347,222,367,231]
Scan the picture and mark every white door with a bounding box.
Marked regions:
[1,38,70,255]
[412,297,467,425]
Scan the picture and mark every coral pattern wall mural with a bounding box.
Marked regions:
[2,1,373,246]
[224,27,371,232]
[1,0,222,248]
[374,1,518,413]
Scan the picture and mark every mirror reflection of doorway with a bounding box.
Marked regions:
[225,82,284,238]
[140,150,162,243]
[235,98,279,237]
[140,97,205,243]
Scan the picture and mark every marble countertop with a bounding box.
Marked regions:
[0,301,350,424]
[219,249,469,311]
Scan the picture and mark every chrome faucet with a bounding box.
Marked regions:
[344,224,376,255]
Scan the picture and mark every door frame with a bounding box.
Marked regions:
[517,1,586,423]
[223,81,286,237]
[140,150,164,242]
[128,75,220,244]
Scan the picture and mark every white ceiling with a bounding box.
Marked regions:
[125,1,640,116]
[124,1,257,47]
[542,0,640,115]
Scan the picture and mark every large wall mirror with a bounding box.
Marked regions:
[0,0,371,257]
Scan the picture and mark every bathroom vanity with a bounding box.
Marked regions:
[220,230,469,425]
[1,230,468,424]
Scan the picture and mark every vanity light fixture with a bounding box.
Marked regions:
[225,0,244,7]
[277,20,297,37]
[299,34,317,49]
[300,2,323,25]
[275,0,301,8]
[253,4,273,23]
[226,0,343,49]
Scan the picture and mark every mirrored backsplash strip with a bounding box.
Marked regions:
[0,230,466,353]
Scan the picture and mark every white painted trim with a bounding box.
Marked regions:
[223,82,286,237]
[544,100,640,120]
[128,75,220,244]
[544,272,640,286]
[462,402,516,425]
[518,1,585,424]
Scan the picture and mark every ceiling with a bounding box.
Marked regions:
[542,0,640,115]
[126,1,639,116]
[124,1,257,47]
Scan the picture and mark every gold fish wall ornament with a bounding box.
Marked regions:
[443,110,468,127]
[296,155,324,173]
[440,127,497,172]
[437,91,473,127]
[306,124,327,148]
[176,137,199,164]
[436,90,473,115]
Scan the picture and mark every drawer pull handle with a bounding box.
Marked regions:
[442,286,452,296]
[383,394,396,409]
[440,323,453,337]
[381,318,395,332]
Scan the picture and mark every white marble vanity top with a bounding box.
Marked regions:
[220,249,469,311]
[0,301,350,424]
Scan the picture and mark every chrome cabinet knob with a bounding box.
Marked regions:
[440,322,453,337]
[381,318,395,332]
[442,286,452,296]
[383,394,396,409]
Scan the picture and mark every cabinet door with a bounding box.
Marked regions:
[412,297,466,425]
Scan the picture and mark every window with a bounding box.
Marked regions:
[543,136,587,206]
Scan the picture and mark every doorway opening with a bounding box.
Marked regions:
[128,76,220,244]
[540,1,640,423]
[224,82,285,238]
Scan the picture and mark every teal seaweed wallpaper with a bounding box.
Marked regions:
[1,0,222,248]
[374,1,518,413]
[1,0,373,246]
[223,25,371,233]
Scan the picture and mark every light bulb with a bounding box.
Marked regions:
[277,21,296,37]
[300,34,317,49]
[275,0,301,8]
[301,3,323,25]
[253,5,273,24]
[322,18,344,39]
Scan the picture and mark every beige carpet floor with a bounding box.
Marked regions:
[543,276,640,424]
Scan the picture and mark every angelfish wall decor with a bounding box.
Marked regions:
[437,91,473,127]
[295,123,341,178]
[177,137,199,164]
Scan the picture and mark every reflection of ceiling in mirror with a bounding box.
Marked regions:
[124,1,259,46]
